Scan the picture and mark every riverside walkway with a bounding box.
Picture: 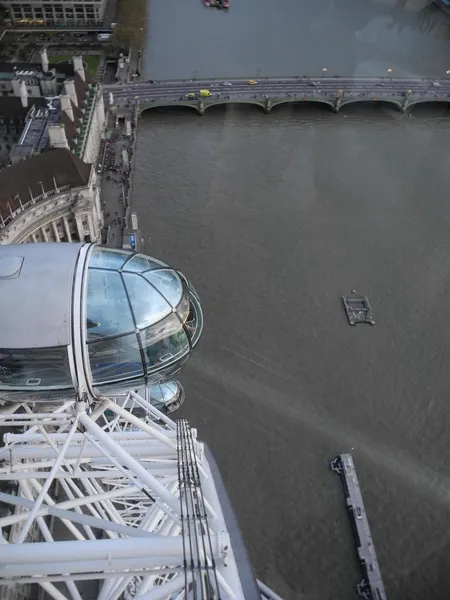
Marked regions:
[103,76,450,114]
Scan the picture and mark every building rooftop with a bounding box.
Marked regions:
[9,97,61,162]
[8,69,95,163]
[0,61,74,77]
[0,148,91,221]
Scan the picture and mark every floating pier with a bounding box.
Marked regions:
[342,295,375,326]
[330,453,387,600]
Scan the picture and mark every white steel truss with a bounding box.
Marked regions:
[0,391,283,600]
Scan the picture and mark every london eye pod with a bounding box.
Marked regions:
[0,243,203,403]
[0,243,283,600]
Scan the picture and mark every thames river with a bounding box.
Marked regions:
[132,1,450,598]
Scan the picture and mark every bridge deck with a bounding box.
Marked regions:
[104,76,450,96]
[104,77,450,114]
[331,453,387,600]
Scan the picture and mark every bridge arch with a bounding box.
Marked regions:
[338,98,403,112]
[139,102,200,115]
[407,98,450,111]
[270,98,334,112]
[203,100,266,113]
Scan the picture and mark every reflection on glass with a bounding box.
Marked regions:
[88,333,144,383]
[89,247,130,270]
[86,270,135,340]
[184,290,203,345]
[146,380,184,414]
[146,362,184,386]
[144,270,184,308]
[0,347,73,389]
[140,314,190,371]
[150,380,179,403]
[122,272,172,328]
[175,294,190,324]
[95,378,147,397]
[122,254,166,273]
[82,248,204,392]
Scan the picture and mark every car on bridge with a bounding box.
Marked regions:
[184,91,211,100]
[248,80,258,85]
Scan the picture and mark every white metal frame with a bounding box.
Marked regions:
[70,241,93,398]
[0,391,283,600]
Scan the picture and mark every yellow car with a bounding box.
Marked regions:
[199,89,211,97]
[248,80,258,85]
[185,93,195,99]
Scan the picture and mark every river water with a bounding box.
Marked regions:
[132,1,450,598]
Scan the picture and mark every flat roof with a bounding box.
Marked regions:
[0,243,82,349]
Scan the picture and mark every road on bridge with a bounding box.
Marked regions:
[103,77,450,104]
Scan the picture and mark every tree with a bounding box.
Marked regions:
[111,0,145,49]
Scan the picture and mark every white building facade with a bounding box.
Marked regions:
[4,0,107,26]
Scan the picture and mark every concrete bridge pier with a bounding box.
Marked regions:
[197,99,205,115]
[402,89,412,113]
[264,97,272,114]
[334,90,344,113]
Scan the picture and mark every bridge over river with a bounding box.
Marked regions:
[103,77,450,114]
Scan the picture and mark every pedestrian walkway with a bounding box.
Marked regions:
[99,112,134,249]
